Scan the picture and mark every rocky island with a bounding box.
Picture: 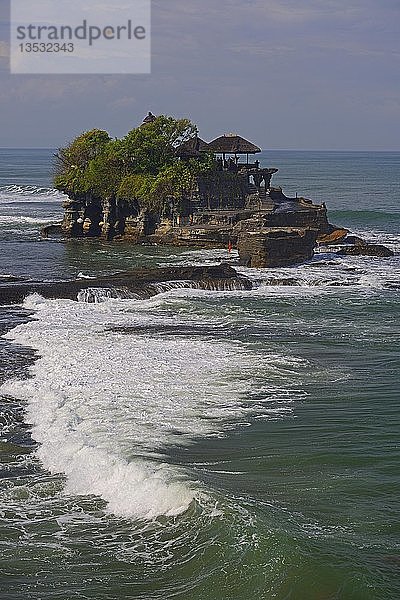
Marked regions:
[44,112,393,267]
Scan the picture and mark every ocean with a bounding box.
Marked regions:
[0,149,399,599]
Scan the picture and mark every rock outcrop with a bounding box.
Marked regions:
[337,243,394,257]
[48,146,395,268]
[0,265,252,305]
[237,228,318,268]
[317,227,349,244]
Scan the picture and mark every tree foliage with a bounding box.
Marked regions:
[81,141,124,199]
[117,174,155,207]
[118,116,197,175]
[55,129,111,173]
[54,116,211,214]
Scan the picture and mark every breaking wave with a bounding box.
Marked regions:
[1,292,299,519]
[0,215,57,225]
[0,184,65,202]
[77,278,252,303]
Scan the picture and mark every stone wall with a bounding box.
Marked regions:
[195,172,249,211]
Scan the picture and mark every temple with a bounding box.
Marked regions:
[55,113,339,267]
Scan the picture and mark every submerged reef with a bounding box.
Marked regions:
[0,265,251,306]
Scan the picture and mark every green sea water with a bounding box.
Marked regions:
[0,150,399,599]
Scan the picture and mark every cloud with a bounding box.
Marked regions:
[0,0,399,148]
[0,76,100,102]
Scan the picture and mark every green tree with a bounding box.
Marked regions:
[54,129,112,195]
[81,140,125,199]
[55,129,111,172]
[117,174,155,208]
[54,116,214,213]
[118,116,197,175]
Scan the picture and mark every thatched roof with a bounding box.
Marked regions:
[141,111,157,125]
[176,135,210,158]
[208,133,261,154]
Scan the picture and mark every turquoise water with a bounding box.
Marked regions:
[0,150,399,599]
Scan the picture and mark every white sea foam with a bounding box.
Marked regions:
[165,241,399,293]
[1,292,294,519]
[236,249,400,294]
[0,184,65,203]
[351,227,400,252]
[0,215,57,225]
[77,272,99,280]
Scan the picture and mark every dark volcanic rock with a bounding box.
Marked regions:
[0,264,252,305]
[238,228,318,268]
[260,277,300,286]
[263,203,329,234]
[337,244,394,257]
[342,235,365,246]
[41,224,63,238]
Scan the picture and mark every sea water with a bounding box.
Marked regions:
[0,149,399,599]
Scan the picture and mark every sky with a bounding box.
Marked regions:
[0,0,399,149]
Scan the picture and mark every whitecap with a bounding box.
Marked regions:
[1,293,299,519]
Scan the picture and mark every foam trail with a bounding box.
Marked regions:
[0,184,66,202]
[1,293,272,519]
[77,287,142,302]
[0,215,57,225]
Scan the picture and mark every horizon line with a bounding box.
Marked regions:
[1,146,400,152]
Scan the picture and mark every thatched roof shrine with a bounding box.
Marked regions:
[176,135,210,158]
[141,111,157,125]
[208,133,261,155]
